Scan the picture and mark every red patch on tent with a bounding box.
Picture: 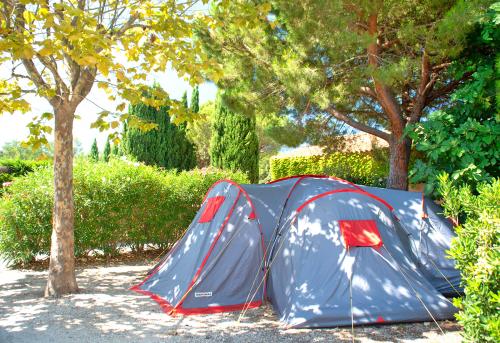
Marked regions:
[339,220,383,249]
[376,315,385,323]
[198,196,225,223]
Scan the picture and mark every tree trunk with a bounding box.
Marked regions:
[387,134,411,190]
[45,105,78,297]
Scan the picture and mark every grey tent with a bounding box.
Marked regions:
[132,175,459,327]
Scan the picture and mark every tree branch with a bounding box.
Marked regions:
[366,13,404,133]
[410,50,436,124]
[359,86,377,99]
[426,71,473,104]
[326,107,390,142]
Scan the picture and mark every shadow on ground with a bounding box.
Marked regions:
[0,263,461,343]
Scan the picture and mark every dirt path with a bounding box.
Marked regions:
[0,262,462,342]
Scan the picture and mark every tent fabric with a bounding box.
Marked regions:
[132,175,460,327]
[267,189,456,328]
[360,185,462,295]
[132,180,266,315]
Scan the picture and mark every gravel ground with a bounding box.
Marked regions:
[0,261,462,343]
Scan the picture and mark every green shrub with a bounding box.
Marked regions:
[438,174,499,342]
[0,158,248,265]
[269,150,389,187]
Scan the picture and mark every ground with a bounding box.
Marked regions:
[0,261,462,343]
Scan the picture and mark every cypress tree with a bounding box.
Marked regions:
[90,138,99,162]
[103,138,111,162]
[124,86,196,170]
[181,91,188,109]
[112,144,119,156]
[190,86,199,113]
[210,91,259,182]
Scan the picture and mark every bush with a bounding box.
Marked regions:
[269,150,389,187]
[0,158,248,265]
[438,174,499,342]
[0,159,51,191]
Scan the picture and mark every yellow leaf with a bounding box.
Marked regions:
[23,10,35,23]
[22,47,34,59]
[80,55,98,65]
[38,46,53,56]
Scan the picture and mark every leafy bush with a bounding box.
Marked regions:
[0,158,248,265]
[408,9,499,196]
[438,174,499,342]
[269,150,389,187]
[0,159,51,191]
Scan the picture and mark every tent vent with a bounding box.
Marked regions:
[199,196,226,223]
[339,220,383,249]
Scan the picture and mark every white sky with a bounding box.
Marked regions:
[0,69,217,153]
[0,0,217,153]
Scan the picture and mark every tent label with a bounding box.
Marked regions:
[195,292,212,298]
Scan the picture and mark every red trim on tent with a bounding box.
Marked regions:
[199,196,226,223]
[130,285,175,314]
[339,220,383,250]
[175,191,242,310]
[267,174,364,191]
[131,286,261,316]
[176,300,262,315]
[295,188,395,213]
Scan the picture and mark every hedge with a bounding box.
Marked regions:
[0,158,248,265]
[269,150,389,187]
[439,174,499,342]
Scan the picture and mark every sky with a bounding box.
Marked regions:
[0,69,217,153]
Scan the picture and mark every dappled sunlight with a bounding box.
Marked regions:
[0,263,461,342]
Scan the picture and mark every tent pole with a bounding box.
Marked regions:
[348,248,355,343]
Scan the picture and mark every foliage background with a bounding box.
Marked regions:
[123,91,197,170]
[409,7,500,195]
[210,92,260,183]
[269,150,389,187]
[0,159,248,265]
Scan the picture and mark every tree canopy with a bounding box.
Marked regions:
[199,0,494,189]
[0,0,223,296]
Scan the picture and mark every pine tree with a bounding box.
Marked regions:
[103,138,111,162]
[210,91,259,182]
[201,1,488,189]
[190,85,199,113]
[124,86,196,170]
[90,138,99,162]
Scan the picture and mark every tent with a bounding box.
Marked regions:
[132,175,459,327]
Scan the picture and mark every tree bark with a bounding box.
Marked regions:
[387,134,411,190]
[45,105,78,297]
